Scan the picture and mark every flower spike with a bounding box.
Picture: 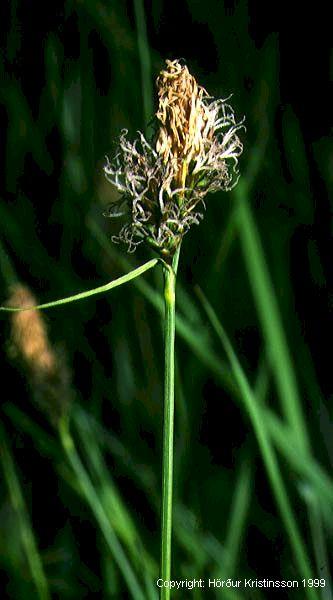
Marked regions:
[104,59,244,257]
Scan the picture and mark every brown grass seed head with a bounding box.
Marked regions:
[8,284,72,425]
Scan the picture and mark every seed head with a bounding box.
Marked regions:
[7,284,72,426]
[104,59,244,257]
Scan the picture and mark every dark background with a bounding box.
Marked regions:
[0,1,332,598]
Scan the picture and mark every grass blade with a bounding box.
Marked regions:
[219,460,252,580]
[73,409,158,599]
[0,258,158,312]
[234,183,310,455]
[0,424,51,600]
[59,420,146,600]
[197,289,316,598]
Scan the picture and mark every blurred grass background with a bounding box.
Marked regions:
[0,0,332,598]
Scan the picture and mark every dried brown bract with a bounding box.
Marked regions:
[104,59,244,257]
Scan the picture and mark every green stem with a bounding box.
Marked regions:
[160,251,178,599]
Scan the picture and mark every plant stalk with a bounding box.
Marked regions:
[160,250,178,599]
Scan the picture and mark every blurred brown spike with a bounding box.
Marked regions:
[7,284,72,426]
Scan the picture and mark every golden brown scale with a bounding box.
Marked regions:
[155,60,212,189]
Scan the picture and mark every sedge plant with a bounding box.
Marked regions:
[1,59,244,599]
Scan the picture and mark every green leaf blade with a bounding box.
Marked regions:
[0,258,159,312]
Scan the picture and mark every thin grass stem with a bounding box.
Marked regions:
[160,250,179,599]
[58,419,145,600]
[0,426,51,600]
[220,460,252,580]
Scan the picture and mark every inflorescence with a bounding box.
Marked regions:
[104,59,244,257]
